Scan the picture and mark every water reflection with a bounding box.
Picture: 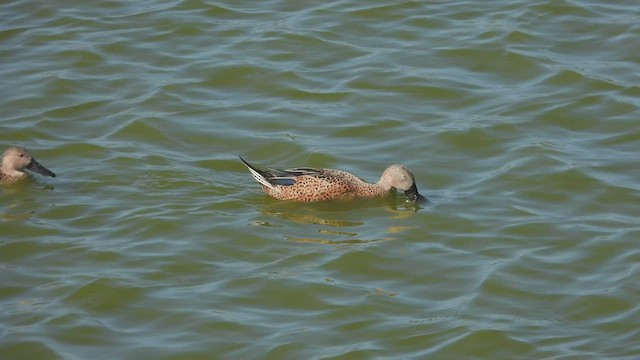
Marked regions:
[1,182,55,221]
[249,195,424,245]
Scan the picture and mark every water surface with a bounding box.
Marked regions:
[1,0,639,359]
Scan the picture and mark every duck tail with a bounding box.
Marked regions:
[239,156,275,189]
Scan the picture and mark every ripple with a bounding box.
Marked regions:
[2,0,640,358]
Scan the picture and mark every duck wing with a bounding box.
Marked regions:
[240,157,325,189]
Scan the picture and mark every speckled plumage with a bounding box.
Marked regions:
[1,147,56,184]
[240,157,426,203]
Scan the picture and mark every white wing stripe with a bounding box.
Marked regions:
[246,165,275,189]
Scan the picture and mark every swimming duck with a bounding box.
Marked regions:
[1,147,56,184]
[240,156,426,203]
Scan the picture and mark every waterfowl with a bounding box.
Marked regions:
[240,156,426,203]
[1,147,56,184]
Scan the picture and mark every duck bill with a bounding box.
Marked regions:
[404,184,426,203]
[26,158,56,177]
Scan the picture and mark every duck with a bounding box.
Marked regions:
[1,147,56,184]
[239,156,426,203]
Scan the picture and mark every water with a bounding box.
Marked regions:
[1,0,639,358]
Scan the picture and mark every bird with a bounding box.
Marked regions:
[239,156,426,203]
[1,147,56,184]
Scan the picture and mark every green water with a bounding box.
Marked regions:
[1,0,639,359]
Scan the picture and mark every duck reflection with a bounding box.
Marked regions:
[251,196,424,245]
